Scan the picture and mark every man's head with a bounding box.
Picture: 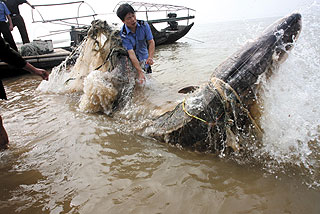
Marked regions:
[116,3,135,21]
[117,3,137,29]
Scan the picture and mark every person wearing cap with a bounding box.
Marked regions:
[0,0,17,51]
[3,0,34,44]
[0,35,49,149]
[116,3,155,84]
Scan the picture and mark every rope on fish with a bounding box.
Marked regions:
[210,77,263,134]
[182,98,224,126]
[181,77,262,135]
[182,98,208,124]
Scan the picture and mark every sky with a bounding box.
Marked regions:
[12,0,319,43]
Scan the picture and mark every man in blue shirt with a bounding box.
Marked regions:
[0,0,17,51]
[116,3,155,84]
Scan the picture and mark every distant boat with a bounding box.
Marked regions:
[113,1,196,46]
[0,1,196,78]
[0,46,71,79]
[0,1,96,78]
[0,39,73,78]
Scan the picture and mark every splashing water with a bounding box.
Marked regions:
[35,4,320,187]
[37,20,135,115]
[79,70,118,114]
[256,2,320,185]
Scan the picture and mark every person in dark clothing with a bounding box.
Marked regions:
[0,0,17,51]
[3,0,34,44]
[0,36,49,149]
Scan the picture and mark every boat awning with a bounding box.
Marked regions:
[147,16,195,24]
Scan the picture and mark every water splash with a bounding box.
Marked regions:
[34,4,320,186]
[37,20,136,115]
[256,3,320,185]
[79,70,118,114]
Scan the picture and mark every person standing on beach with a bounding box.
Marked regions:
[0,0,17,51]
[116,3,155,84]
[3,0,34,44]
[0,36,49,149]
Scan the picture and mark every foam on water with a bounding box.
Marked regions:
[38,35,108,91]
[79,70,118,114]
[36,60,74,94]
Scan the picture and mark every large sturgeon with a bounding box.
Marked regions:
[149,13,302,153]
[57,14,301,153]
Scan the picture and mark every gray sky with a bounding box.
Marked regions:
[189,0,318,22]
[91,0,318,22]
[14,0,319,42]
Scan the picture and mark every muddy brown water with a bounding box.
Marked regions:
[1,14,320,213]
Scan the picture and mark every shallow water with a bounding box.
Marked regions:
[1,3,320,214]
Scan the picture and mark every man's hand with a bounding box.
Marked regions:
[147,39,155,65]
[23,62,49,81]
[146,57,154,66]
[34,68,49,81]
[138,70,146,84]
[7,15,13,31]
[128,50,147,84]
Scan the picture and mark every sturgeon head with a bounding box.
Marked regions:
[150,13,302,153]
[212,13,302,96]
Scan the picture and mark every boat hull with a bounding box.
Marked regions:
[0,48,70,79]
[150,23,194,46]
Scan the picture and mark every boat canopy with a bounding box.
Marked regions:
[31,1,97,27]
[113,1,195,24]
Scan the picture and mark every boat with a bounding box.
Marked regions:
[113,1,196,46]
[0,46,71,79]
[0,1,97,78]
[0,39,73,79]
[0,1,195,78]
[31,1,97,48]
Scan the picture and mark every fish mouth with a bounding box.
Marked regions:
[271,13,302,62]
[273,13,302,47]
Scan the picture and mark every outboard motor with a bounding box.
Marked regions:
[167,13,178,30]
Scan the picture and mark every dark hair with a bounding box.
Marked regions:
[116,3,135,21]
